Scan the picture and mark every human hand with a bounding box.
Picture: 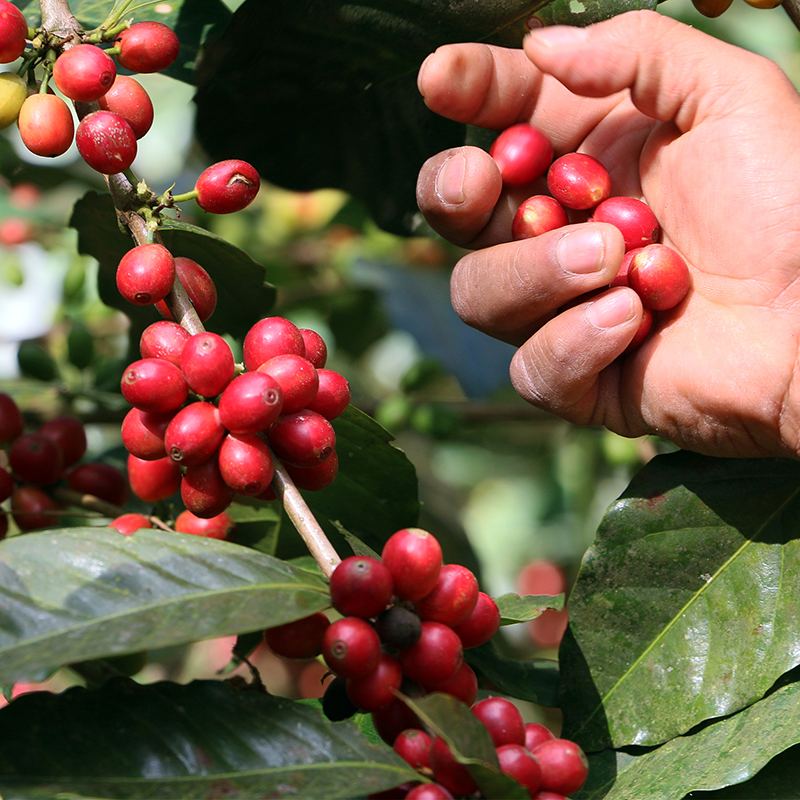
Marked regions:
[415,10,800,459]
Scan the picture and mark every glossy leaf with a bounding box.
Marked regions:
[560,451,800,751]
[0,678,418,798]
[496,591,565,624]
[0,527,330,685]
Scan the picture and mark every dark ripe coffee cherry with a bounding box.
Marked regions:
[284,449,338,492]
[265,611,330,660]
[195,159,260,214]
[0,466,14,504]
[524,723,555,753]
[451,591,501,649]
[375,605,422,650]
[9,432,63,485]
[121,358,188,414]
[267,410,335,469]
[330,555,394,619]
[155,257,217,323]
[139,320,190,367]
[346,652,403,712]
[306,369,350,420]
[115,21,180,74]
[243,316,305,371]
[0,2,29,64]
[546,152,611,210]
[52,44,116,102]
[322,675,359,722]
[257,353,318,414]
[11,485,61,531]
[116,243,175,306]
[175,508,236,540]
[76,110,137,174]
[218,371,283,435]
[429,737,479,798]
[415,564,479,627]
[38,416,87,468]
[164,401,225,467]
[489,123,553,186]
[67,461,129,507]
[496,743,542,797]
[512,195,569,241]
[18,94,74,157]
[97,75,153,139]
[127,453,181,503]
[591,196,660,251]
[471,696,526,748]
[180,332,235,399]
[393,728,433,770]
[109,512,153,535]
[398,621,463,685]
[121,408,173,461]
[627,243,691,311]
[181,456,235,518]
[426,661,478,706]
[381,528,442,601]
[404,784,455,800]
[532,738,589,796]
[0,392,24,445]
[371,696,422,746]
[218,432,274,496]
[321,616,382,679]
[299,328,327,368]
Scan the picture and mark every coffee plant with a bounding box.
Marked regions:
[0,0,799,798]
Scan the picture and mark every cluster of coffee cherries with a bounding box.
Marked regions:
[121,314,350,518]
[490,123,690,353]
[691,0,781,17]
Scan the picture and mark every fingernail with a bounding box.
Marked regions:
[527,26,590,49]
[417,52,433,94]
[556,227,606,274]
[586,290,636,329]
[436,152,466,205]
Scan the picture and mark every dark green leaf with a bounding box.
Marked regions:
[0,678,418,799]
[530,0,657,27]
[496,591,565,624]
[560,452,800,751]
[0,527,329,685]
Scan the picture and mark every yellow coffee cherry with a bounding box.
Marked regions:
[0,72,26,129]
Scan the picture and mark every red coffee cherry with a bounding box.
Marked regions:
[306,368,350,420]
[283,449,339,492]
[18,94,74,157]
[371,696,423,746]
[265,611,330,660]
[489,123,553,186]
[346,652,403,712]
[532,738,589,796]
[174,508,236,540]
[52,44,116,102]
[115,21,180,74]
[0,2,29,63]
[330,555,394,619]
[257,354,319,414]
[429,737,479,798]
[139,320,190,367]
[624,305,654,353]
[116,243,175,306]
[627,243,691,311]
[9,432,64,485]
[451,591,501,649]
[67,462,129,507]
[180,456,235,518]
[512,195,569,241]
[404,784,455,800]
[11,485,61,531]
[299,328,327,368]
[121,408,173,461]
[0,392,24,445]
[109,512,153,535]
[97,75,153,139]
[218,371,284,434]
[546,153,612,210]
[267,410,336,468]
[164,401,225,467]
[38,415,87,468]
[243,316,305,371]
[393,728,433,770]
[398,621,463,685]
[426,661,479,706]
[415,564,480,627]
[471,696,526,748]
[195,159,260,214]
[127,453,181,503]
[381,527,443,601]
[180,332,235,399]
[76,110,137,174]
[155,257,217,323]
[321,616,382,679]
[524,723,556,753]
[121,358,188,414]
[591,196,660,251]
[217,432,274,496]
[496,743,543,797]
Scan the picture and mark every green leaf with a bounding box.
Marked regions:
[576,679,800,800]
[496,591,565,624]
[0,527,330,685]
[530,0,657,27]
[560,451,800,752]
[69,191,276,341]
[0,678,419,798]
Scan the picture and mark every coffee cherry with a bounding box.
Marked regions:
[218,371,284,434]
[127,453,181,503]
[67,462,129,507]
[18,94,74,157]
[268,410,336,468]
[155,257,217,323]
[512,195,569,240]
[174,508,236,540]
[0,392,24,445]
[39,416,87,468]
[121,408,173,461]
[547,153,611,210]
[429,737,479,797]
[524,723,555,753]
[375,605,422,650]
[9,432,64,485]
[0,466,14,504]
[0,72,27,129]
[180,332,235,399]
[531,792,568,800]
[322,675,359,722]
[115,21,180,74]
[0,2,28,63]
[416,564,479,627]
[110,512,153,535]
[181,456,235,518]
[427,661,478,706]
[97,75,153,139]
[393,728,433,770]
[52,44,116,102]
[489,123,553,186]
[243,317,305,371]
[624,305,654,353]
[299,328,327,368]
[11,485,61,531]
[592,196,660,251]
[306,369,351,420]
[321,616,382,679]
[265,611,330,660]
[76,111,137,174]
[451,591,501,649]
[195,159,260,214]
[346,652,403,712]
[496,743,542,796]
[330,555,394,619]
[692,0,733,14]
[257,354,319,414]
[472,696,526,748]
[404,784,455,800]
[164,401,225,467]
[116,243,175,306]
[283,450,339,491]
[218,432,274,495]
[532,738,589,796]
[398,621,463,685]
[121,358,188,414]
[627,243,691,311]
[139,321,190,367]
[381,528,443,602]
